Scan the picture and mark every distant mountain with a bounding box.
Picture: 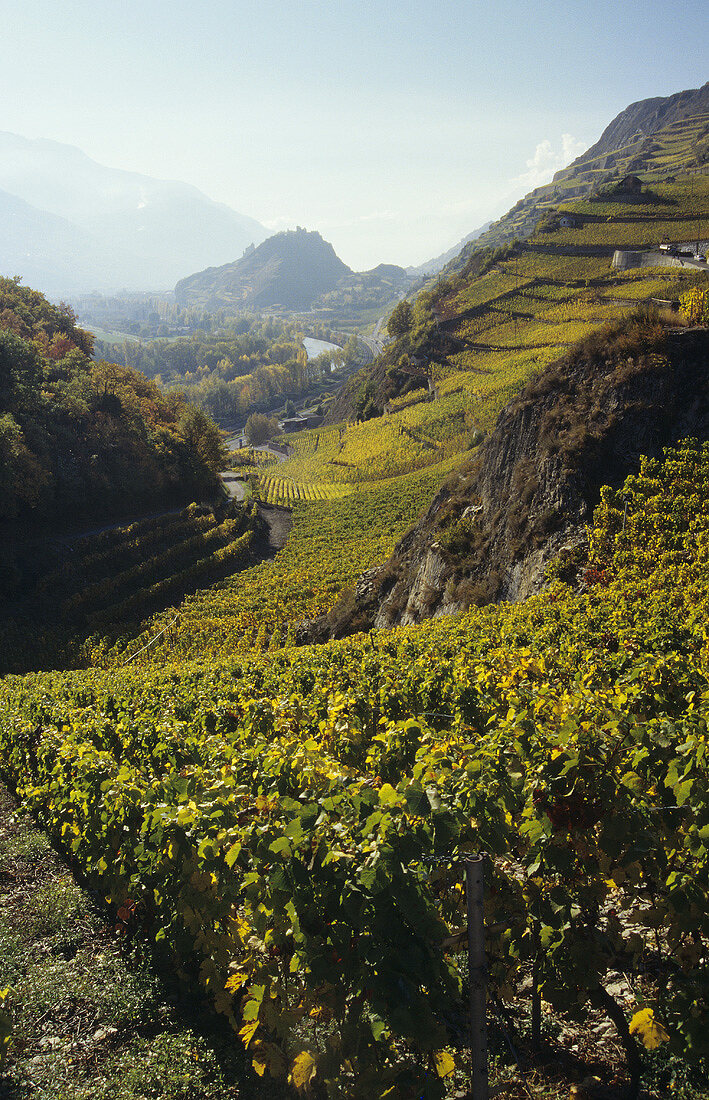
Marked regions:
[175,228,353,310]
[411,222,492,277]
[0,132,267,295]
[0,187,112,293]
[440,80,709,274]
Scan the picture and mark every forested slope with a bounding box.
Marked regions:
[0,277,227,529]
[0,278,266,670]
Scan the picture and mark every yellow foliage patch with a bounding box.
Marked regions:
[629,1007,670,1050]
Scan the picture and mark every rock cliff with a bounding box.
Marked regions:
[303,316,709,641]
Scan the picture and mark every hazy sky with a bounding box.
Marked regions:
[1,0,707,269]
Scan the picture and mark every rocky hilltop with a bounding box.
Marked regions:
[175,227,352,310]
[306,314,709,640]
[442,81,709,270]
[175,228,412,314]
[579,81,709,164]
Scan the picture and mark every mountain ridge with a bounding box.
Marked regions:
[0,131,267,295]
[438,80,709,275]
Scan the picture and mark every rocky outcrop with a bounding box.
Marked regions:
[175,228,352,311]
[576,82,709,167]
[304,320,709,641]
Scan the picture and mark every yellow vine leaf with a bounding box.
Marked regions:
[238,1019,259,1048]
[434,1050,456,1077]
[378,782,399,806]
[290,1050,318,1092]
[225,970,248,993]
[629,1007,669,1050]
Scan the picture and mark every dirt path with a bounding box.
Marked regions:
[220,474,247,501]
[256,502,292,553]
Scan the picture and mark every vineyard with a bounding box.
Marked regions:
[100,460,459,668]
[267,174,709,487]
[1,440,708,1097]
[464,110,709,250]
[2,136,709,1098]
[0,501,263,674]
[258,475,351,506]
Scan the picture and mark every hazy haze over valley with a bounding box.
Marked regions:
[0,132,267,295]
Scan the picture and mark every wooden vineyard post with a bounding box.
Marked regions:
[465,854,488,1100]
[531,920,541,1051]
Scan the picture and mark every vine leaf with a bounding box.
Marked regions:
[434,1050,456,1077]
[290,1051,318,1092]
[629,1007,669,1050]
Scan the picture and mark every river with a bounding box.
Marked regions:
[303,337,341,360]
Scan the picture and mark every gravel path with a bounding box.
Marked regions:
[256,502,292,553]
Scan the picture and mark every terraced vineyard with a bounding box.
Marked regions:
[261,173,709,498]
[258,474,351,505]
[3,99,709,1100]
[424,173,709,432]
[100,458,461,667]
[462,107,709,250]
[103,169,709,678]
[0,501,262,674]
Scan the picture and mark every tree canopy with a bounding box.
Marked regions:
[0,277,226,526]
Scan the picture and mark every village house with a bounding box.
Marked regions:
[618,174,643,194]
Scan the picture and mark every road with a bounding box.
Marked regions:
[221,438,294,500]
[356,314,388,362]
[224,437,291,462]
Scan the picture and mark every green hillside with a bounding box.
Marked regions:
[175,228,353,311]
[174,227,413,322]
[0,276,228,532]
[325,169,709,447]
[0,500,264,674]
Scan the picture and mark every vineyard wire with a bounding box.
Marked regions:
[121,613,180,666]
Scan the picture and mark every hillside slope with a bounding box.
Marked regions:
[444,80,709,268]
[2,435,709,1095]
[0,276,230,547]
[175,228,353,310]
[310,312,709,638]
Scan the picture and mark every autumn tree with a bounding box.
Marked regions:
[178,404,230,471]
[245,412,278,446]
[387,300,413,338]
